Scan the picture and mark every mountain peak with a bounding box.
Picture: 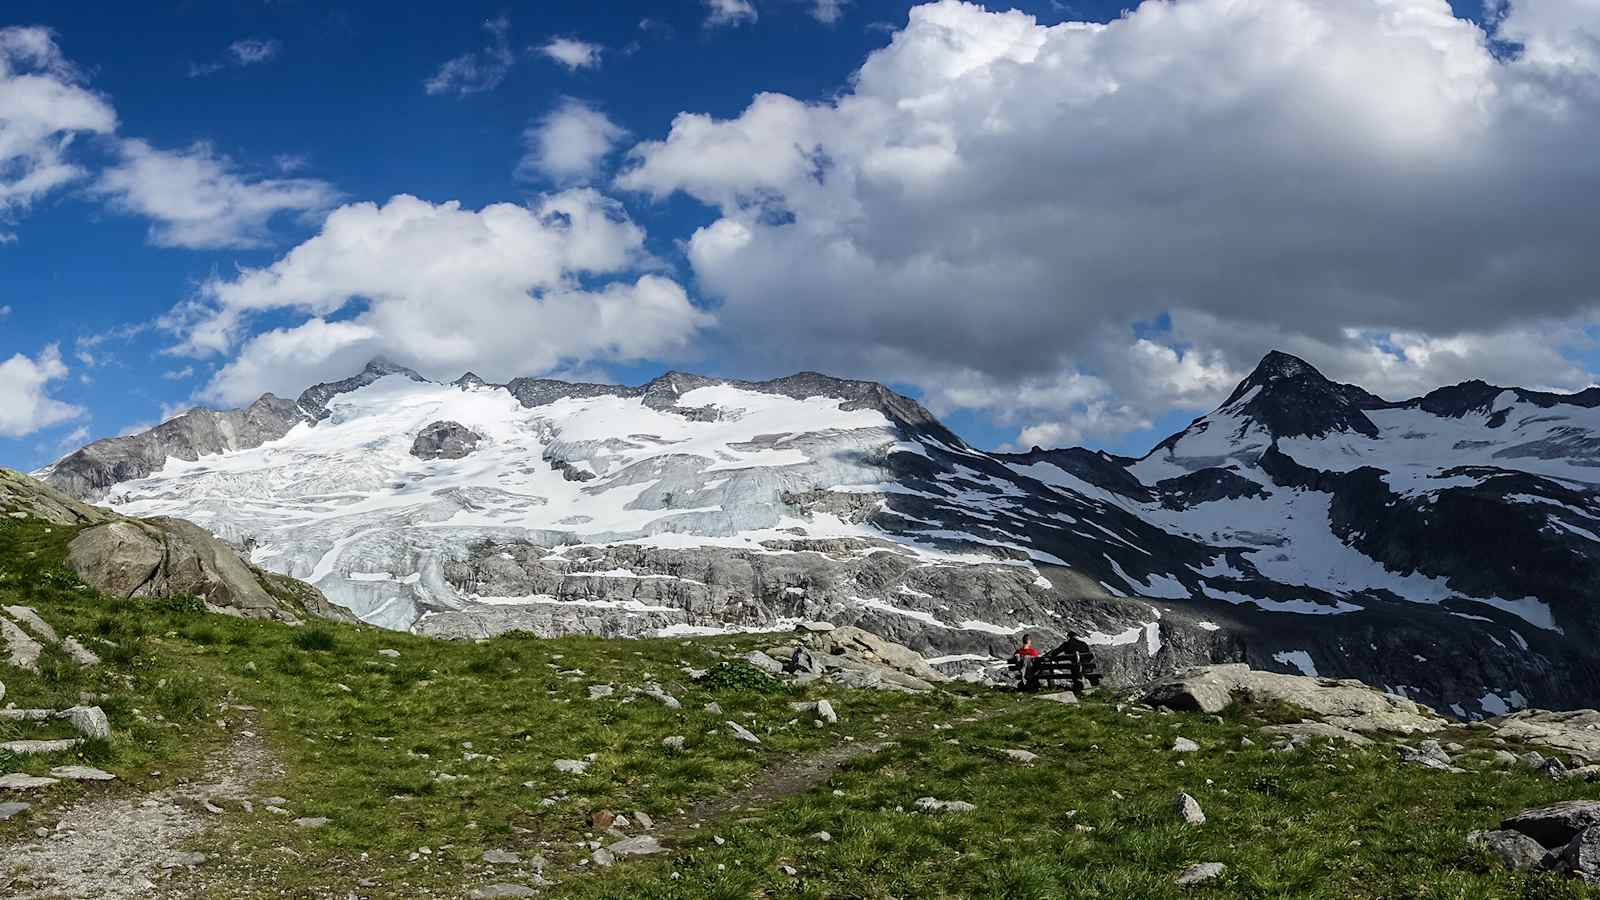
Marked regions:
[1205,350,1384,440]
[1248,350,1320,382]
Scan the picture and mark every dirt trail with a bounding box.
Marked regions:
[0,708,282,900]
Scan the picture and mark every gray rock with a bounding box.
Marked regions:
[1003,749,1039,764]
[1174,862,1225,885]
[482,849,521,865]
[815,699,838,724]
[0,773,58,790]
[661,736,685,751]
[742,651,784,674]
[0,801,28,820]
[1172,737,1200,753]
[588,684,615,700]
[1468,829,1551,871]
[410,421,483,460]
[1539,757,1572,780]
[606,835,664,857]
[1175,792,1206,825]
[641,684,681,710]
[1503,800,1600,848]
[61,705,110,740]
[293,816,331,829]
[553,759,590,774]
[790,647,817,674]
[162,852,207,869]
[1397,740,1457,771]
[1260,722,1373,747]
[726,721,762,744]
[48,765,115,781]
[1554,826,1600,883]
[1489,749,1520,766]
[378,648,401,658]
[633,810,654,830]
[1037,691,1078,705]
[812,831,832,843]
[1518,751,1547,768]
[0,739,80,755]
[915,797,977,814]
[1143,664,1444,733]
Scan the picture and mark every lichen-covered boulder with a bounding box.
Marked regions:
[1143,664,1445,733]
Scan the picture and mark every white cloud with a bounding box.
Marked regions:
[620,0,1600,448]
[518,99,626,184]
[540,38,603,71]
[0,344,83,437]
[188,37,281,77]
[0,305,11,316]
[0,27,117,237]
[55,424,89,450]
[162,365,195,381]
[811,0,848,24]
[93,139,339,249]
[425,16,515,96]
[166,190,710,404]
[705,0,758,28]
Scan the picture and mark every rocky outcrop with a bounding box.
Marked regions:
[38,395,304,502]
[410,421,483,460]
[1143,664,1447,733]
[0,468,112,527]
[1485,709,1600,763]
[64,518,351,623]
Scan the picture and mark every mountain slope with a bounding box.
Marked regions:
[38,354,1600,714]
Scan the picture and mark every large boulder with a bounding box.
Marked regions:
[1142,664,1445,733]
[66,517,352,623]
[410,421,483,461]
[1490,710,1600,763]
[1468,830,1551,871]
[1503,800,1600,848]
[816,626,948,684]
[0,467,112,526]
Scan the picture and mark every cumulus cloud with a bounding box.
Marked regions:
[705,0,758,28]
[0,344,83,437]
[93,139,339,249]
[0,27,117,237]
[620,0,1600,448]
[164,190,710,404]
[424,16,515,96]
[518,99,626,184]
[540,38,603,71]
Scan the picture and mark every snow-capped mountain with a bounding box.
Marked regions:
[39,353,1600,715]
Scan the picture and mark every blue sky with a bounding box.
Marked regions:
[4,0,1596,472]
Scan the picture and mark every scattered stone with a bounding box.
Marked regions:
[1540,757,1572,780]
[1143,664,1444,733]
[1489,749,1520,767]
[293,817,331,829]
[378,649,401,658]
[591,848,615,867]
[0,773,58,790]
[725,721,762,744]
[1173,737,1200,753]
[1175,792,1206,826]
[812,831,833,843]
[587,685,615,700]
[0,801,28,820]
[48,766,116,781]
[1175,863,1225,885]
[162,852,207,869]
[704,702,722,714]
[1003,749,1039,764]
[915,797,977,814]
[1037,691,1078,705]
[482,849,521,865]
[606,835,663,857]
[61,705,111,740]
[815,699,838,724]
[641,684,681,710]
[779,864,798,876]
[1397,740,1458,771]
[592,810,616,831]
[553,759,590,775]
[469,885,539,899]
[661,736,685,752]
[1503,800,1600,847]
[1468,830,1550,872]
[1518,751,1547,769]
[743,651,785,674]
[634,810,654,831]
[1261,722,1373,747]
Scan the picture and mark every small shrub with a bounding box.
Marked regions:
[292,626,337,652]
[146,595,206,616]
[699,661,787,695]
[154,674,208,722]
[185,624,222,646]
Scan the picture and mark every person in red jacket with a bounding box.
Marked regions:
[1015,634,1040,659]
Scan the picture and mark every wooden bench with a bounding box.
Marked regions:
[1011,635,1103,693]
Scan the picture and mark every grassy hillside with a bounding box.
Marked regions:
[3,510,1598,898]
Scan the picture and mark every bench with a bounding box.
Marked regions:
[1010,635,1103,693]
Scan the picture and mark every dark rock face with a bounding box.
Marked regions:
[410,421,483,461]
[1503,801,1600,849]
[40,394,304,501]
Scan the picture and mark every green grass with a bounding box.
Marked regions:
[3,509,1599,898]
